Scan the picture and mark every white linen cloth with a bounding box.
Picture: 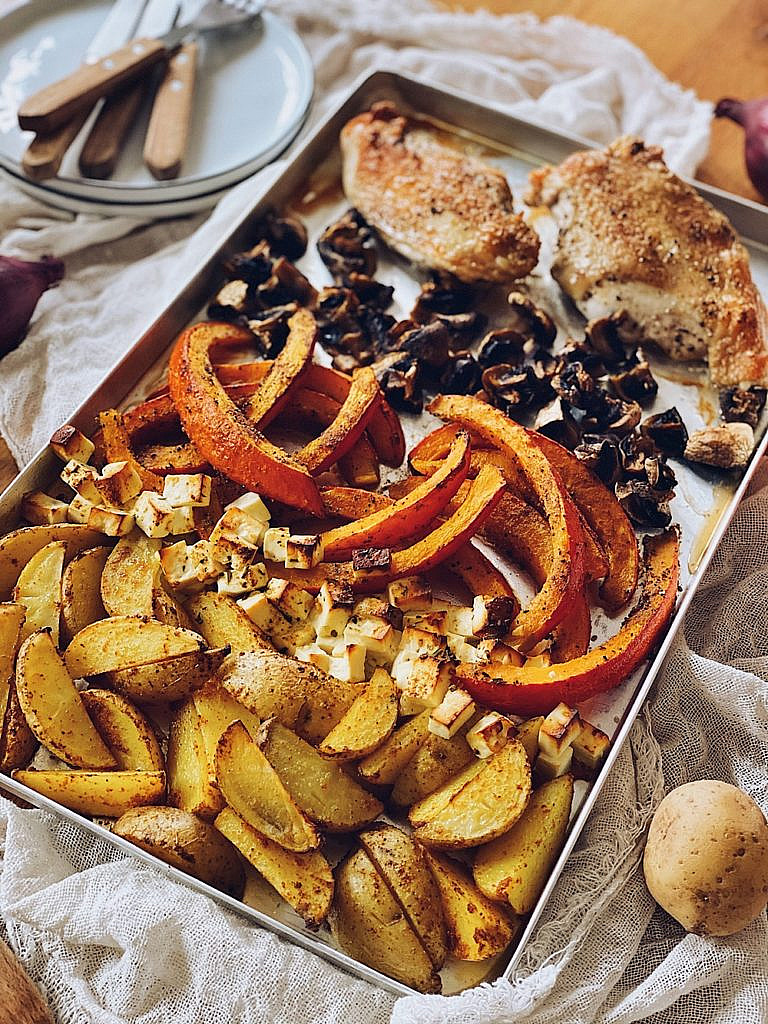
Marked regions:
[3,2,766,1023]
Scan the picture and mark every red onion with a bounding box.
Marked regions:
[0,253,65,357]
[714,97,768,200]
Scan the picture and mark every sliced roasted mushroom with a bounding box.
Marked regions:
[224,241,273,286]
[411,275,475,323]
[393,320,452,370]
[534,397,581,449]
[373,352,423,412]
[640,407,689,457]
[477,329,527,369]
[440,352,483,395]
[644,455,677,493]
[358,307,397,353]
[256,210,308,261]
[684,423,754,469]
[574,434,622,485]
[317,286,361,323]
[618,432,659,478]
[557,339,607,377]
[258,257,317,308]
[208,279,251,320]
[318,208,377,280]
[345,273,394,311]
[609,360,658,405]
[615,480,672,527]
[719,386,767,428]
[583,394,642,437]
[507,292,557,347]
[430,310,487,343]
[552,361,596,409]
[482,363,550,413]
[247,304,299,357]
[585,310,643,365]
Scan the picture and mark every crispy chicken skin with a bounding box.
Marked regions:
[340,102,540,284]
[526,136,768,388]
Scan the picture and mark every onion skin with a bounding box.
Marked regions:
[715,97,768,200]
[0,254,64,356]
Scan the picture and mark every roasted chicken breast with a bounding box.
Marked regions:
[527,136,768,387]
[340,102,540,284]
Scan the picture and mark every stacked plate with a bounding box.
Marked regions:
[0,0,314,217]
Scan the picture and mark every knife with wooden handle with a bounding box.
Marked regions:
[143,40,198,180]
[0,937,55,1024]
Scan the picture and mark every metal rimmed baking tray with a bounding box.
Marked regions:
[1,70,767,999]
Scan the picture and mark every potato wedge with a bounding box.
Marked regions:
[516,715,544,765]
[423,850,519,961]
[215,807,333,926]
[0,524,105,600]
[13,769,165,816]
[152,584,196,632]
[359,825,447,970]
[193,682,262,771]
[101,535,187,629]
[61,545,110,643]
[357,709,431,786]
[410,737,531,848]
[390,724,475,807]
[0,681,37,773]
[114,805,245,898]
[64,616,206,677]
[319,668,397,761]
[331,848,441,994]
[80,690,164,771]
[473,774,574,912]
[166,697,224,820]
[0,602,25,718]
[15,630,116,769]
[13,540,65,645]
[216,721,319,853]
[258,719,382,832]
[186,591,274,655]
[101,646,228,704]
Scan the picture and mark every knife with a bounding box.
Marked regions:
[21,0,145,181]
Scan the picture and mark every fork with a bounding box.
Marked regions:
[17,0,264,136]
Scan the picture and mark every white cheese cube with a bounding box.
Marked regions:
[238,591,289,634]
[539,703,582,759]
[210,507,264,563]
[67,493,95,524]
[328,643,366,683]
[93,461,143,507]
[87,505,135,537]
[387,576,433,611]
[344,616,401,664]
[309,582,352,640]
[294,643,331,674]
[572,719,610,772]
[160,540,220,591]
[535,745,573,781]
[169,505,197,536]
[133,491,175,538]
[21,491,69,526]
[262,526,290,562]
[428,688,476,739]
[61,459,100,500]
[466,712,513,758]
[226,491,270,522]
[50,424,95,465]
[446,633,482,663]
[216,562,268,596]
[285,534,324,569]
[443,605,475,637]
[405,610,448,635]
[397,655,454,716]
[476,640,525,666]
[265,578,314,622]
[162,473,212,508]
[398,625,447,658]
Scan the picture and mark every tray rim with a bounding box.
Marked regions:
[2,68,768,1000]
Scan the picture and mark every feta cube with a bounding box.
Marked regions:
[428,688,476,739]
[50,425,95,465]
[446,633,482,663]
[398,625,447,658]
[285,534,324,569]
[397,655,454,716]
[210,507,264,563]
[535,745,573,781]
[87,505,135,537]
[387,576,433,611]
[443,605,475,637]
[133,491,175,538]
[475,640,524,666]
[262,526,290,562]
[328,643,367,683]
[169,505,197,536]
[162,473,212,508]
[21,491,69,526]
[344,616,401,664]
[471,595,517,639]
[67,493,95,524]
[466,711,513,758]
[265,578,314,622]
[61,459,100,500]
[238,591,289,635]
[572,719,610,772]
[294,643,332,674]
[226,491,270,522]
[216,562,268,596]
[160,540,220,591]
[539,703,582,759]
[309,582,352,640]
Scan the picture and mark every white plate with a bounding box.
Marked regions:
[0,0,313,210]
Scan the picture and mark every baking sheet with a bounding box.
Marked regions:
[1,70,767,999]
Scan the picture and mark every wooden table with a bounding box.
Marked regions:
[1,0,765,487]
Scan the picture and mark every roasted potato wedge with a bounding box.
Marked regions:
[257,719,382,832]
[216,721,320,852]
[331,848,441,994]
[15,630,116,769]
[186,591,274,655]
[64,616,206,677]
[390,723,476,807]
[473,774,574,912]
[357,709,430,786]
[101,646,228,704]
[13,769,165,816]
[516,715,544,764]
[61,545,110,643]
[166,697,224,820]
[194,681,262,763]
[0,604,36,772]
[0,524,105,600]
[410,737,531,848]
[80,690,164,771]
[114,805,245,898]
[100,533,159,618]
[423,850,519,961]
[0,602,24,718]
[319,668,397,761]
[359,825,447,970]
[215,807,333,926]
[13,540,65,644]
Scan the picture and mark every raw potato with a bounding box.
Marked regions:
[0,603,35,772]
[15,630,116,769]
[423,850,519,961]
[258,719,383,832]
[61,545,110,642]
[319,668,397,761]
[186,591,274,655]
[215,807,333,926]
[13,540,65,644]
[473,774,574,911]
[114,805,245,898]
[100,534,160,618]
[216,721,320,853]
[410,737,531,848]
[13,769,166,816]
[0,524,105,600]
[358,709,431,786]
[80,689,164,771]
[101,646,228,704]
[64,616,206,677]
[166,697,224,820]
[359,825,448,970]
[331,848,441,994]
[643,780,768,936]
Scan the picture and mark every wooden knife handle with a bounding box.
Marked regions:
[21,105,93,181]
[143,41,197,181]
[18,37,168,134]
[78,76,151,180]
[0,937,55,1024]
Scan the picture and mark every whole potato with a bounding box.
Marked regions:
[643,780,768,936]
